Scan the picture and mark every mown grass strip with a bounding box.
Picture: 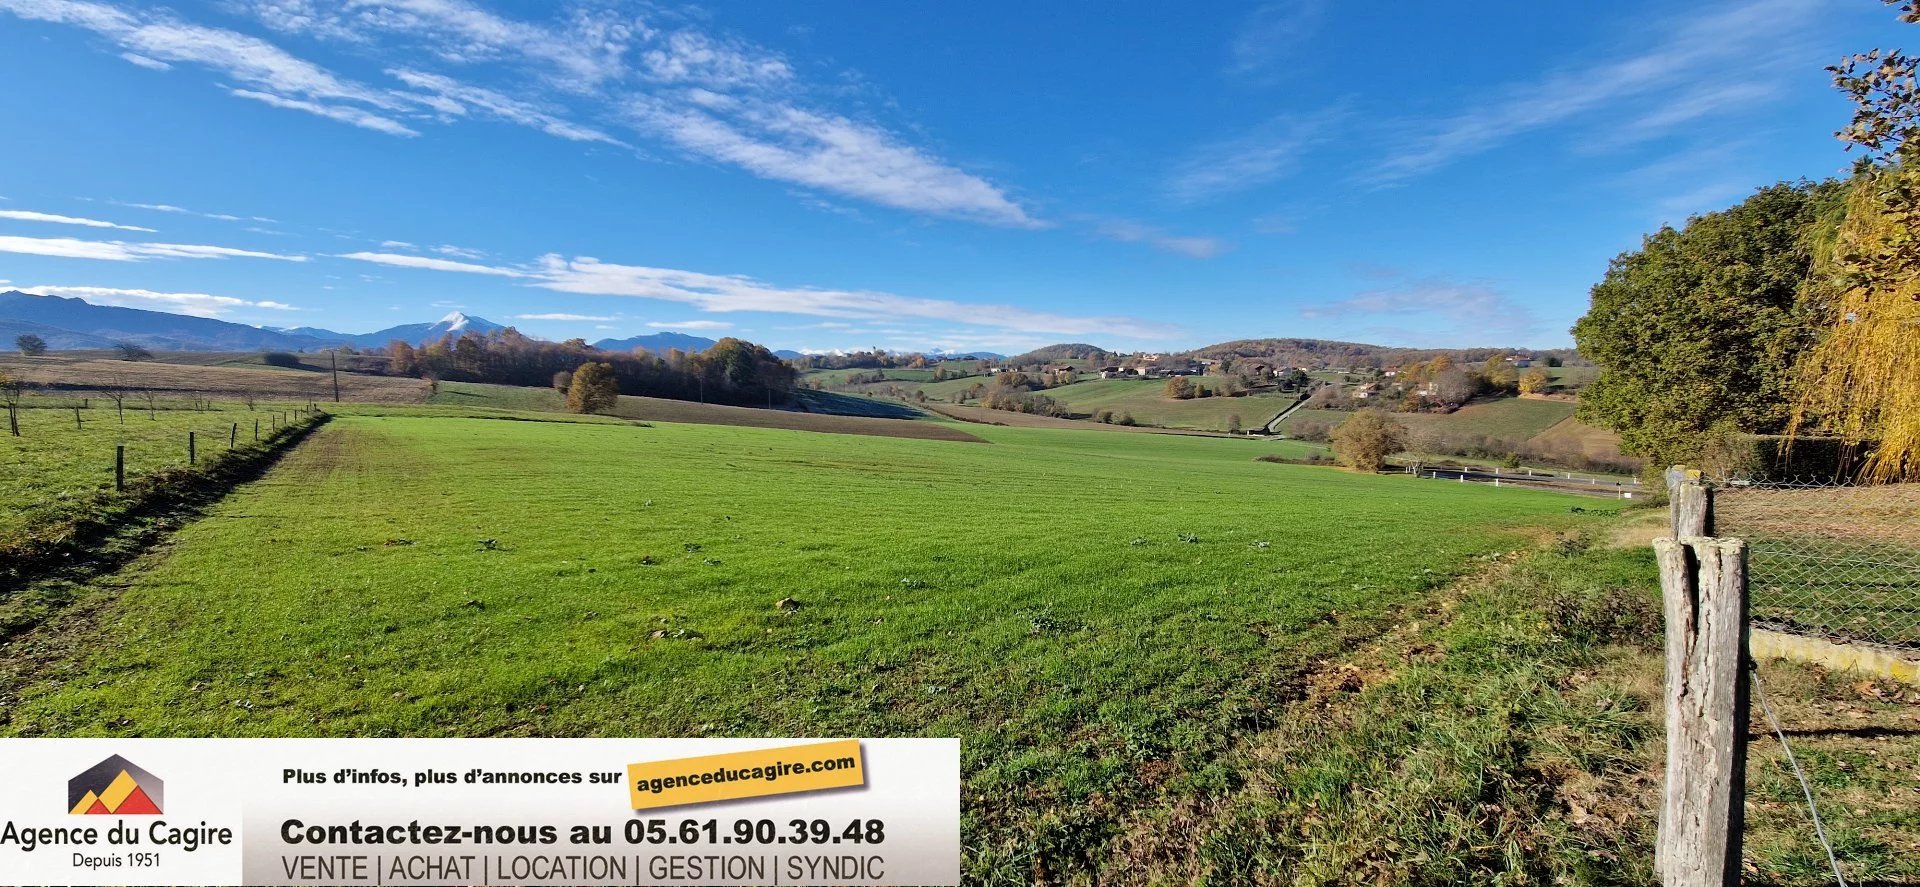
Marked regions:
[0,411,330,601]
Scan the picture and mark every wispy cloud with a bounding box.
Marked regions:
[13,284,298,316]
[336,251,521,276]
[0,209,155,232]
[388,68,626,145]
[513,312,613,321]
[1228,0,1324,77]
[0,234,306,262]
[647,319,731,330]
[1092,219,1231,259]
[0,0,416,133]
[229,88,418,136]
[241,0,1035,226]
[1167,109,1344,202]
[12,0,1038,227]
[1300,270,1541,344]
[333,249,1171,338]
[106,200,277,224]
[1366,0,1821,185]
[627,96,1038,227]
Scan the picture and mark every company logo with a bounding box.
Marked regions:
[68,755,163,815]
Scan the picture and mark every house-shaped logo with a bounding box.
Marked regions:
[69,755,163,815]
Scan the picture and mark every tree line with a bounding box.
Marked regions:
[1573,1,1920,483]
[383,329,797,408]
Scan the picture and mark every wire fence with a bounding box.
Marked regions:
[1709,477,1920,651]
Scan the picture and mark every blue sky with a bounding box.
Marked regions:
[0,0,1902,354]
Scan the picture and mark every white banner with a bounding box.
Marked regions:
[0,738,959,886]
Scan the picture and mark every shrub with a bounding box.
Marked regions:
[262,352,303,368]
[566,362,620,414]
[113,342,154,362]
[14,334,48,356]
[1330,409,1407,472]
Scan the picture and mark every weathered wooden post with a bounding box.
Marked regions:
[253,418,260,442]
[1654,466,1749,887]
[1667,466,1713,537]
[8,403,17,436]
[230,423,238,449]
[74,406,82,429]
[189,431,196,465]
[114,445,125,492]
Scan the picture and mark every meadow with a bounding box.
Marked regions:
[0,398,318,539]
[0,353,429,403]
[3,411,1610,878]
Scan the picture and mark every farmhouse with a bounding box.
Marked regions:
[1351,383,1379,399]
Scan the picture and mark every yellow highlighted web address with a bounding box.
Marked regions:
[627,740,865,810]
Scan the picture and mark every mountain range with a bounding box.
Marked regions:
[0,291,743,354]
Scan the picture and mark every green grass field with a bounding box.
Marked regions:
[1281,397,1576,441]
[1018,378,1297,431]
[0,399,317,539]
[2,413,1609,878]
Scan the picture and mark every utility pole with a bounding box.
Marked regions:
[329,349,342,402]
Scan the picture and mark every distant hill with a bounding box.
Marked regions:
[0,317,120,350]
[332,312,506,347]
[928,350,1005,360]
[0,290,336,351]
[1006,344,1111,365]
[1187,338,1587,369]
[592,332,719,353]
[0,292,526,352]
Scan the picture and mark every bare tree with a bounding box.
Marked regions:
[98,373,132,423]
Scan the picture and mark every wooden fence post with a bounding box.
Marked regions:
[114,446,124,492]
[189,431,196,465]
[1667,465,1713,537]
[8,403,17,436]
[254,419,260,442]
[1653,532,1751,887]
[230,423,237,449]
[74,406,82,429]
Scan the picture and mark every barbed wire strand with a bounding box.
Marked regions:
[1749,661,1849,887]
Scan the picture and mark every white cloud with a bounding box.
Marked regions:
[379,239,417,248]
[0,0,417,134]
[336,251,525,276]
[119,51,169,70]
[20,0,1034,227]
[1168,110,1344,202]
[0,209,155,232]
[117,201,247,222]
[249,0,639,89]
[513,312,614,321]
[431,243,487,259]
[229,88,418,136]
[528,254,1164,337]
[647,320,731,330]
[1229,0,1324,77]
[0,234,305,262]
[1093,219,1230,259]
[13,284,298,317]
[333,249,1170,338]
[1367,0,1820,184]
[389,68,627,146]
[1300,271,1541,344]
[628,97,1038,227]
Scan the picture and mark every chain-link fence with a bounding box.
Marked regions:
[1710,478,1920,651]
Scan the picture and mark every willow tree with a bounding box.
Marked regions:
[1794,4,1920,480]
